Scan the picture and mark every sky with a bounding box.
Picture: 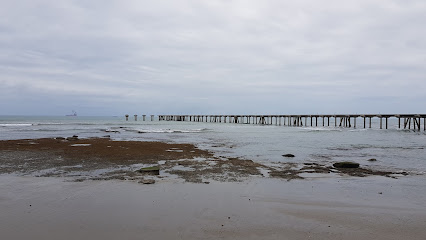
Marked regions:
[0,0,425,116]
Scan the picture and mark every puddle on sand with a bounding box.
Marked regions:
[166,149,184,152]
[70,144,92,147]
[258,167,270,177]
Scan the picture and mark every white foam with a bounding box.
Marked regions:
[0,123,32,127]
[33,123,64,126]
[137,128,208,133]
[300,127,342,132]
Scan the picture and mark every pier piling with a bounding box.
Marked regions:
[154,114,425,131]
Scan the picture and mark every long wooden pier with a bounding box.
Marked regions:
[155,114,426,131]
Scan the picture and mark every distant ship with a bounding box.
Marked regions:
[66,110,77,117]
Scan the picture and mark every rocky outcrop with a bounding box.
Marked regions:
[333,162,360,168]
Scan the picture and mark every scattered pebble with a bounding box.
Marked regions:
[138,166,160,175]
[139,179,155,184]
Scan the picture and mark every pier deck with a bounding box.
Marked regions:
[155,114,426,131]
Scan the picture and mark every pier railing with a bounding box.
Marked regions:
[154,114,426,131]
[124,114,425,131]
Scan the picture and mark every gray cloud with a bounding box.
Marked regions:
[1,0,425,115]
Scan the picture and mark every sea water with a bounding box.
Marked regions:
[1,115,425,174]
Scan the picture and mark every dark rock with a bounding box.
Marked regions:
[104,130,119,133]
[282,154,295,158]
[368,158,377,162]
[66,137,79,141]
[103,135,111,138]
[72,135,78,138]
[333,162,360,168]
[138,166,160,175]
[139,179,155,184]
[304,163,318,165]
[55,137,65,140]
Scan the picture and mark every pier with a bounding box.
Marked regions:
[155,114,426,131]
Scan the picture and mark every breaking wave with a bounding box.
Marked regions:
[300,127,342,132]
[0,123,33,127]
[137,128,209,133]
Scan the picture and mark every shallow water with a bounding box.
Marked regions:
[1,115,425,173]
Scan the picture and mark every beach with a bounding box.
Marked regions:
[3,0,426,238]
[1,174,425,240]
[1,117,426,239]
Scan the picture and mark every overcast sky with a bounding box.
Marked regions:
[1,0,425,116]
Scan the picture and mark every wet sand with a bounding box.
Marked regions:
[1,137,425,239]
[1,175,426,240]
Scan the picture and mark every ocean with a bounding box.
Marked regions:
[1,115,425,174]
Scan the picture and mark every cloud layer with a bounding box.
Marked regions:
[1,0,425,115]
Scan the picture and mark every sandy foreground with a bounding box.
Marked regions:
[1,175,426,240]
[1,138,426,239]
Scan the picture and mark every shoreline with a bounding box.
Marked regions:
[0,137,412,183]
[1,137,426,239]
